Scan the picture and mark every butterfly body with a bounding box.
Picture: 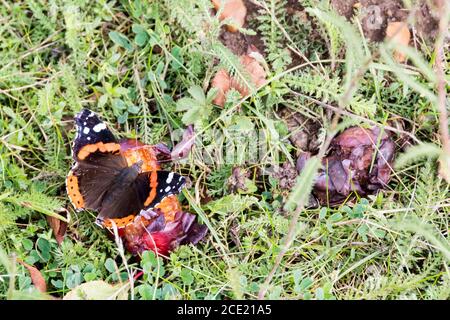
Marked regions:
[66,109,186,229]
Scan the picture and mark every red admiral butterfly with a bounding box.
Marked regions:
[66,109,186,229]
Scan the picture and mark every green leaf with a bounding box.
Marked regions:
[170,46,184,70]
[319,207,327,219]
[212,43,253,91]
[137,284,153,300]
[357,224,369,242]
[230,116,255,131]
[135,32,149,47]
[117,112,128,124]
[187,85,205,104]
[372,228,386,238]
[380,47,437,104]
[329,212,343,222]
[22,239,33,251]
[292,270,302,286]
[176,97,195,111]
[181,108,203,125]
[84,273,97,282]
[112,98,127,111]
[299,277,313,291]
[180,269,194,285]
[307,8,367,98]
[241,179,257,194]
[130,0,143,18]
[98,94,108,108]
[315,287,324,300]
[108,31,133,51]
[131,24,147,34]
[104,258,116,273]
[142,250,158,268]
[36,238,50,261]
[127,105,140,114]
[51,279,63,289]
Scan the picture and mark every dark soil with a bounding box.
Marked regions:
[219,0,323,69]
[415,1,440,40]
[218,0,266,56]
[219,31,251,56]
[360,0,407,42]
[331,0,357,20]
[332,0,440,41]
[277,107,321,153]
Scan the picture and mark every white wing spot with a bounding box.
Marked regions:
[83,127,90,134]
[166,172,174,183]
[88,112,95,118]
[165,186,171,192]
[87,136,91,141]
[83,122,87,125]
[93,123,106,132]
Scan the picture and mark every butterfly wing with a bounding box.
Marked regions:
[72,108,118,161]
[67,109,186,229]
[67,109,126,210]
[138,170,186,208]
[67,151,129,211]
[95,170,186,227]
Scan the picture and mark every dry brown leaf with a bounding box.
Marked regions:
[46,214,68,245]
[211,48,266,107]
[212,0,247,32]
[233,54,267,93]
[17,259,47,293]
[386,21,411,63]
[211,69,231,107]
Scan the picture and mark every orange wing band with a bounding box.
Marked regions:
[66,171,85,209]
[102,215,136,229]
[77,142,121,160]
[144,170,158,206]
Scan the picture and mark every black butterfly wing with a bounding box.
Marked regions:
[95,170,186,222]
[67,151,129,211]
[68,108,127,211]
[72,108,118,161]
[138,170,186,208]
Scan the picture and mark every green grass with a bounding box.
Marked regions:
[0,0,449,300]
